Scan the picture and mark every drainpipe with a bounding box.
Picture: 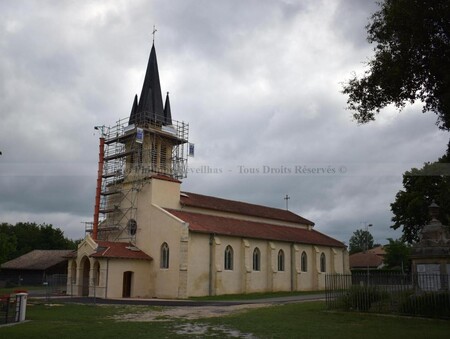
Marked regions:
[290,243,295,292]
[209,234,214,296]
[105,258,109,299]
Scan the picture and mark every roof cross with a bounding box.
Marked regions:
[152,25,157,44]
[284,194,290,211]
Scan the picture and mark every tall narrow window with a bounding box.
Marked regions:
[252,247,261,271]
[277,249,285,271]
[224,245,233,270]
[130,143,143,169]
[151,142,157,170]
[320,252,326,273]
[160,242,169,269]
[160,144,167,172]
[301,251,308,272]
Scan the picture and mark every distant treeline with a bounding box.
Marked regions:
[0,222,80,264]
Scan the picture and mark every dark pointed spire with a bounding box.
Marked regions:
[164,92,172,125]
[135,43,164,125]
[128,94,138,125]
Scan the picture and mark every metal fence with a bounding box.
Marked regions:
[0,293,27,325]
[0,295,16,325]
[45,274,67,295]
[325,272,450,319]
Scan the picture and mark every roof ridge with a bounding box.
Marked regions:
[166,208,344,248]
[180,191,314,226]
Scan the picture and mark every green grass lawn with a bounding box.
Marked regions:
[189,290,323,301]
[1,301,449,338]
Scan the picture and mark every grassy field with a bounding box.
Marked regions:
[1,300,449,338]
[189,290,323,300]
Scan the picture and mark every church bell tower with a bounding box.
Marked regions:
[89,42,189,242]
[125,43,188,179]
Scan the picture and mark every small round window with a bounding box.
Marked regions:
[127,219,137,235]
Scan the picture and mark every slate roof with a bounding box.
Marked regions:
[129,43,171,126]
[180,192,315,226]
[167,209,345,248]
[90,241,152,260]
[1,250,73,270]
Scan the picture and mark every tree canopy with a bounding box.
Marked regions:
[391,142,450,243]
[383,238,411,272]
[0,222,79,264]
[343,0,450,130]
[349,229,374,254]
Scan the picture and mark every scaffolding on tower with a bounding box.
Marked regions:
[86,112,189,241]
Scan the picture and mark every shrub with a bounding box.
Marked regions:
[400,292,450,318]
[340,286,387,312]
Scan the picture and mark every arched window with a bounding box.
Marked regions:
[277,249,285,271]
[224,245,234,270]
[160,242,169,269]
[301,251,308,272]
[320,252,326,273]
[253,247,261,271]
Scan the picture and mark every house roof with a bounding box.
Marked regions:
[166,209,345,248]
[367,246,386,256]
[349,252,384,268]
[1,250,73,270]
[90,241,152,260]
[180,192,315,226]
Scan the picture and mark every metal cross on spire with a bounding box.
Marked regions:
[152,25,157,44]
[284,194,290,211]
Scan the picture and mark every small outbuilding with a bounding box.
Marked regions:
[349,246,385,271]
[0,250,72,286]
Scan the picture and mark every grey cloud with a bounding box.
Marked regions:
[0,0,447,246]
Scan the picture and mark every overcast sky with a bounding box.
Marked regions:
[1,0,448,245]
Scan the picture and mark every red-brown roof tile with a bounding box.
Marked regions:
[349,252,384,268]
[167,209,344,248]
[90,241,152,260]
[180,192,314,226]
[367,246,386,256]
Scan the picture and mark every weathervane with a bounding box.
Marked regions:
[152,25,157,44]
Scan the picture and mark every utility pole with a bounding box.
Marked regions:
[364,222,373,285]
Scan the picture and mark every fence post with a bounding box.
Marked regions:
[14,293,28,322]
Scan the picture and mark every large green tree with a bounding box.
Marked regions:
[0,222,78,264]
[391,143,450,243]
[383,238,411,272]
[0,223,17,264]
[343,0,450,130]
[349,229,374,254]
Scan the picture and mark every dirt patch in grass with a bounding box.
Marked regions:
[112,304,269,338]
[112,303,272,322]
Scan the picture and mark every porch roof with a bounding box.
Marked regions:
[90,241,152,260]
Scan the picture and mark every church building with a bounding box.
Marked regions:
[67,42,349,299]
